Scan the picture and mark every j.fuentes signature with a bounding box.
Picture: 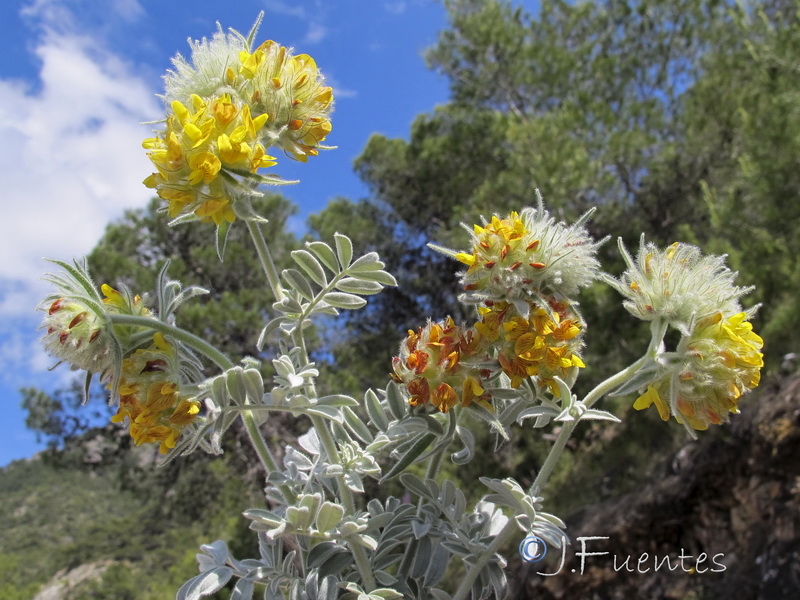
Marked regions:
[521,536,726,576]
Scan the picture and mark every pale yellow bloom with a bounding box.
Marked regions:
[634,311,763,430]
[110,333,200,454]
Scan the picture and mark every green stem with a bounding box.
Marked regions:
[530,420,577,495]
[584,318,666,409]
[451,519,518,600]
[246,220,285,301]
[307,412,376,591]
[582,355,648,409]
[242,410,296,504]
[452,324,669,600]
[109,314,233,369]
[528,318,668,498]
[244,224,376,592]
[424,445,446,482]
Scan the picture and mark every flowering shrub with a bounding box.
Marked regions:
[37,14,763,600]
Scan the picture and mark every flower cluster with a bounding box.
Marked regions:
[454,204,604,306]
[242,43,334,162]
[145,18,334,225]
[143,94,275,225]
[391,317,490,413]
[634,311,763,430]
[607,237,750,333]
[480,301,585,395]
[111,333,201,454]
[397,199,599,412]
[41,281,149,375]
[606,238,764,431]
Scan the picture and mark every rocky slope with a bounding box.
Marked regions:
[512,373,800,599]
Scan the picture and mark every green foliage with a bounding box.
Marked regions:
[675,1,800,362]
[0,431,260,600]
[15,1,800,597]
[313,0,798,394]
[88,194,299,359]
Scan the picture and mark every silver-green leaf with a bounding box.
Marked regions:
[323,292,367,310]
[291,249,327,286]
[334,232,353,268]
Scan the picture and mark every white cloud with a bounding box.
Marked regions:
[111,0,145,21]
[263,0,307,19]
[304,21,327,44]
[384,1,408,15]
[324,74,357,99]
[263,1,329,45]
[0,1,160,389]
[0,14,160,319]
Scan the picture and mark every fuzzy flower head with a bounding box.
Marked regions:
[42,295,114,375]
[40,261,151,377]
[634,311,763,431]
[246,42,334,162]
[391,317,490,413]
[449,193,605,309]
[143,93,276,226]
[608,237,750,333]
[161,14,333,163]
[478,300,586,396]
[111,333,200,454]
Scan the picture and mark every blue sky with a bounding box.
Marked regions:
[0,0,459,465]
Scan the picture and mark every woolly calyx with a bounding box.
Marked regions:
[40,261,151,378]
[433,193,605,312]
[607,237,751,334]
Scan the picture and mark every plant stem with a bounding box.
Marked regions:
[582,356,648,409]
[110,314,293,501]
[451,519,518,600]
[425,445,446,482]
[242,410,296,504]
[526,318,668,500]
[109,314,233,369]
[530,420,577,495]
[245,224,376,592]
[584,318,666,409]
[246,220,285,301]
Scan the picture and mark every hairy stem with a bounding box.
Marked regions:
[451,519,518,600]
[242,410,296,504]
[527,318,668,500]
[246,225,376,592]
[530,420,578,495]
[110,314,292,501]
[246,220,285,301]
[584,318,666,409]
[108,314,233,369]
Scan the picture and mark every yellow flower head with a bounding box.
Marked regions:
[483,299,586,395]
[143,93,275,225]
[160,16,333,166]
[248,44,334,162]
[634,311,763,431]
[111,333,200,454]
[391,317,491,413]
[452,194,605,309]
